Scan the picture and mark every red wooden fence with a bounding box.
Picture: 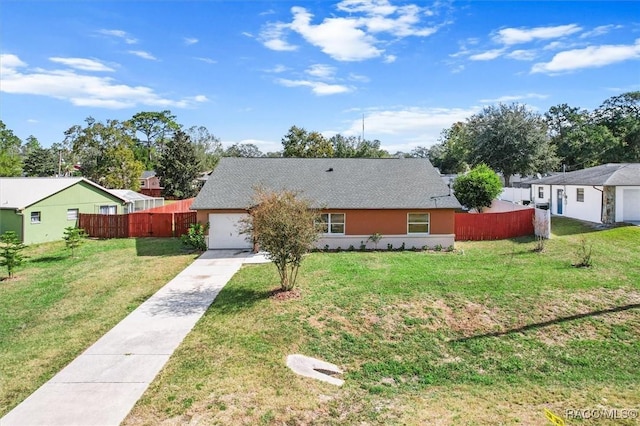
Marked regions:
[79,212,197,238]
[455,209,534,241]
[136,198,194,213]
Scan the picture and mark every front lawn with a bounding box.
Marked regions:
[124,218,640,425]
[0,238,198,416]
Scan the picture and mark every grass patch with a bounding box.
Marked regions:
[0,238,198,416]
[125,218,640,425]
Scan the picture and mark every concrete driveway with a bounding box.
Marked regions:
[1,250,269,426]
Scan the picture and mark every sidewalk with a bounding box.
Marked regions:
[1,250,269,426]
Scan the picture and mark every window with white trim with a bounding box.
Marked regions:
[99,205,117,215]
[67,208,79,221]
[31,211,41,224]
[319,213,345,234]
[538,186,544,199]
[407,213,429,234]
[576,188,584,202]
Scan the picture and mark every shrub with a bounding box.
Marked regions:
[368,232,382,250]
[63,226,88,257]
[574,237,593,268]
[181,222,209,251]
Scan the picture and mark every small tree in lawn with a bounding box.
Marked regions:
[452,164,503,212]
[63,227,87,257]
[240,189,321,292]
[0,231,27,279]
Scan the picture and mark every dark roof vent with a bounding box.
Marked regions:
[326,167,334,172]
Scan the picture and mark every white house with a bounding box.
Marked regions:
[529,163,640,224]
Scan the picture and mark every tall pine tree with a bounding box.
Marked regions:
[157,130,200,199]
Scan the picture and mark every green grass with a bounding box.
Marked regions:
[0,238,198,416]
[124,217,640,425]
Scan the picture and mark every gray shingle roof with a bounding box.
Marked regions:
[192,158,461,210]
[529,163,640,186]
[141,171,156,179]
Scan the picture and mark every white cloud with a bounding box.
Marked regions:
[290,6,382,61]
[532,39,640,74]
[260,22,298,51]
[341,106,480,150]
[49,57,115,72]
[194,57,217,64]
[349,73,370,83]
[277,78,353,95]
[184,37,199,45]
[306,64,336,80]
[384,54,397,63]
[494,24,582,45]
[0,54,204,109]
[507,49,537,61]
[580,24,623,39]
[469,48,505,61]
[97,29,138,44]
[128,50,157,60]
[479,93,548,103]
[259,1,444,62]
[266,64,288,73]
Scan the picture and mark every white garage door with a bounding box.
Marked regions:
[208,213,252,249]
[622,189,640,221]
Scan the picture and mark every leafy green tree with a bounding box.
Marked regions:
[22,136,58,177]
[466,104,558,187]
[126,110,181,168]
[546,104,617,170]
[592,91,640,162]
[223,143,264,158]
[63,117,144,189]
[187,125,223,170]
[281,125,309,157]
[63,227,87,257]
[330,134,358,157]
[0,231,27,279]
[428,122,471,174]
[452,164,503,212]
[240,189,321,291]
[305,131,334,157]
[0,120,23,177]
[157,130,200,199]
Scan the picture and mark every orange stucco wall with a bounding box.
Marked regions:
[197,208,455,235]
[323,209,454,235]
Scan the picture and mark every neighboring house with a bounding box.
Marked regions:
[191,158,461,250]
[529,163,640,224]
[107,189,164,213]
[139,171,163,197]
[0,177,127,244]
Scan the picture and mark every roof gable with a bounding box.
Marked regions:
[192,158,461,210]
[0,177,126,209]
[531,163,640,186]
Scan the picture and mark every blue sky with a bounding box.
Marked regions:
[1,0,639,154]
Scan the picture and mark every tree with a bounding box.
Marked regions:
[240,189,321,291]
[223,143,264,158]
[0,120,23,177]
[63,227,87,257]
[282,125,309,157]
[452,164,503,212]
[592,91,640,162]
[428,122,471,174]
[187,125,223,170]
[466,104,558,186]
[63,117,144,189]
[545,104,617,170]
[127,110,181,168]
[0,231,27,279]
[22,137,59,177]
[156,130,200,199]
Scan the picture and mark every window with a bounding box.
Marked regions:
[30,211,41,224]
[577,188,584,202]
[538,187,544,199]
[319,213,345,234]
[67,208,79,221]
[408,213,429,234]
[140,180,146,187]
[99,205,117,215]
